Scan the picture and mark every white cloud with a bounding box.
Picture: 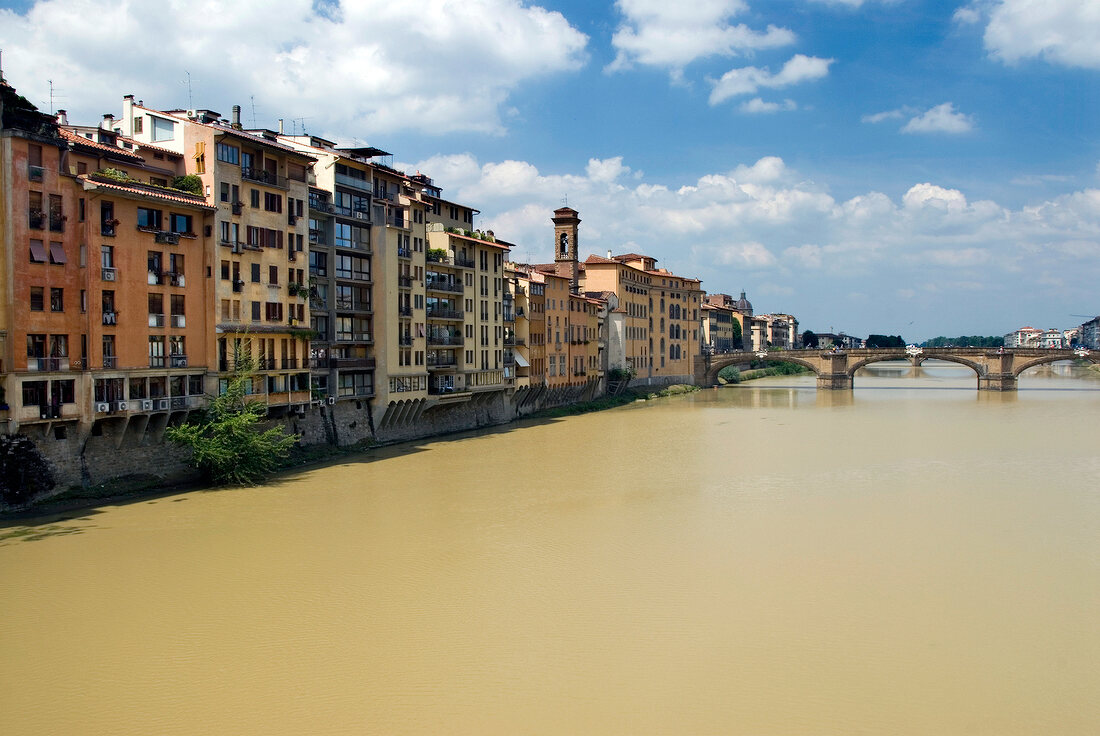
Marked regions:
[716,242,778,268]
[586,157,632,183]
[740,97,798,114]
[901,103,975,134]
[607,0,795,75]
[709,54,833,105]
[0,0,587,136]
[862,108,907,123]
[983,0,1100,69]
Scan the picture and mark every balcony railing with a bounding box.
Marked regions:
[427,307,463,320]
[335,172,372,191]
[330,357,376,369]
[398,306,413,317]
[425,278,463,294]
[454,256,476,268]
[309,229,325,245]
[102,311,118,326]
[427,356,458,368]
[398,335,413,347]
[149,356,166,368]
[29,211,45,229]
[426,334,463,346]
[149,313,165,328]
[241,167,287,188]
[103,356,117,369]
[170,314,186,328]
[397,246,411,259]
[29,357,68,372]
[398,275,413,288]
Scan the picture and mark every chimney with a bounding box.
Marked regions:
[56,109,67,125]
[121,94,135,136]
[231,105,242,130]
[277,118,284,134]
[100,113,114,131]
[607,250,612,259]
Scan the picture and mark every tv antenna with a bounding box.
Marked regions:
[182,70,193,109]
[291,117,311,135]
[250,95,258,128]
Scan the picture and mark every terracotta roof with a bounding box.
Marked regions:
[584,254,619,265]
[78,174,215,209]
[125,137,182,157]
[60,128,145,161]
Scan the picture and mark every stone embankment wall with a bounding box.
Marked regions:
[16,377,608,498]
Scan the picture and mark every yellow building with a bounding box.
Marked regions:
[119,98,315,412]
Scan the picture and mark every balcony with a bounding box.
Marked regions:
[148,271,165,286]
[398,305,412,317]
[427,307,463,321]
[398,275,413,288]
[330,357,376,370]
[397,247,411,259]
[241,167,287,188]
[28,211,45,229]
[309,229,326,245]
[232,279,245,293]
[427,356,458,368]
[103,356,117,369]
[426,333,463,346]
[149,356,166,368]
[398,335,413,347]
[232,201,244,216]
[154,231,180,245]
[425,278,463,294]
[171,314,186,328]
[454,256,476,269]
[334,298,372,313]
[170,354,189,368]
[387,213,405,228]
[167,273,185,287]
[335,172,372,192]
[335,332,373,344]
[101,223,118,237]
[309,199,335,215]
[102,311,118,326]
[29,357,69,372]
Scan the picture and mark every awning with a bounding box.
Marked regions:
[514,352,530,368]
[29,240,47,262]
[49,242,67,264]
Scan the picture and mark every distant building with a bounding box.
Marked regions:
[1077,317,1099,349]
[1004,326,1042,348]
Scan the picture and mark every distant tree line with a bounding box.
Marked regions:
[920,336,1005,348]
[865,334,906,348]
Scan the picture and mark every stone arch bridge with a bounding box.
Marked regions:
[696,348,1098,391]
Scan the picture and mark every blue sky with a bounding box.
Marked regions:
[2,0,1098,340]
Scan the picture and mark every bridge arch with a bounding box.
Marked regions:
[1012,352,1100,378]
[847,353,987,378]
[702,353,820,386]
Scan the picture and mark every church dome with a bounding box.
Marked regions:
[734,290,753,315]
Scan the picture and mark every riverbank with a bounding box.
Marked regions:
[719,360,813,384]
[2,386,700,520]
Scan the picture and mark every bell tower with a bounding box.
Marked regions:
[552,206,580,293]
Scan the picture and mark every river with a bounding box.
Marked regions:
[2,361,1099,735]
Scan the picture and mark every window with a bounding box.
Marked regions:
[48,241,65,264]
[133,116,144,134]
[264,192,282,213]
[268,265,279,285]
[137,207,162,229]
[170,213,192,234]
[216,142,239,164]
[149,336,166,366]
[30,286,44,311]
[22,380,47,408]
[251,263,261,283]
[220,182,230,202]
[29,239,47,263]
[251,301,261,321]
[50,288,63,312]
[52,379,75,404]
[151,116,175,142]
[250,189,260,208]
[101,245,115,269]
[309,251,328,276]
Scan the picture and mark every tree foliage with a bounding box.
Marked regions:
[166,360,298,486]
[866,334,906,348]
[921,335,1005,348]
[0,434,56,506]
[802,330,818,348]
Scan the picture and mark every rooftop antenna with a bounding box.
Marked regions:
[43,79,65,115]
[291,117,311,136]
[249,95,257,128]
[561,195,569,207]
[183,70,193,109]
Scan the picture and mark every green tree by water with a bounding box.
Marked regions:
[166,356,298,486]
[802,330,818,348]
[866,334,906,348]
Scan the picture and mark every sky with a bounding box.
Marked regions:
[1,0,1098,340]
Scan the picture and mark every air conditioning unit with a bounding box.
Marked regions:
[355,212,367,220]
[186,109,198,119]
[114,400,129,412]
[140,399,154,411]
[156,399,170,411]
[95,402,110,413]
[327,396,336,406]
[102,268,117,281]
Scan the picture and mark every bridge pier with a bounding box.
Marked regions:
[977,374,1017,391]
[817,374,853,390]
